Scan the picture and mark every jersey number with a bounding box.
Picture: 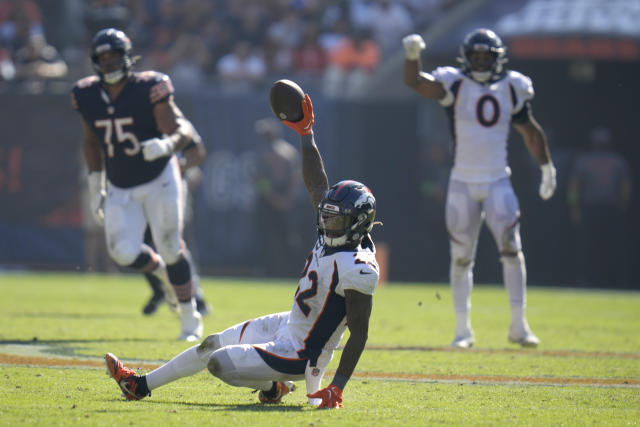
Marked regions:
[476,95,500,127]
[94,117,140,158]
[296,271,318,317]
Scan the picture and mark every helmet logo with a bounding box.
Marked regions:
[322,203,340,213]
[354,193,374,209]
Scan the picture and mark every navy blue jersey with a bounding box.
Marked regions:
[72,71,175,188]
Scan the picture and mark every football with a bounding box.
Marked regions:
[269,79,305,122]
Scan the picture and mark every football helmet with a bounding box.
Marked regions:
[317,180,376,248]
[90,28,133,84]
[458,28,507,83]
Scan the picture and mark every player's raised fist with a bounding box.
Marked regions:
[402,34,426,60]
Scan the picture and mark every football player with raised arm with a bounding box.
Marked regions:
[402,29,556,348]
[72,28,203,341]
[105,93,380,409]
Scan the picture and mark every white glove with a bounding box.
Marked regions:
[141,137,175,161]
[402,34,426,60]
[87,171,106,226]
[539,162,557,200]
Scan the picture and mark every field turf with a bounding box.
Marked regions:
[0,273,638,426]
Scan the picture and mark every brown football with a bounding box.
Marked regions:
[269,79,304,122]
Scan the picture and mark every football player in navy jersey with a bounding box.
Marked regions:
[403,29,556,349]
[105,94,380,409]
[72,28,203,341]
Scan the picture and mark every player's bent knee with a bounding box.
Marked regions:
[500,251,524,265]
[198,334,221,356]
[207,349,235,381]
[108,240,139,266]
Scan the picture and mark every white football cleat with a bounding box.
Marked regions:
[450,331,475,349]
[508,322,540,348]
[178,310,203,342]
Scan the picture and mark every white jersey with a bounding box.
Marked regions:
[432,66,535,183]
[287,237,379,367]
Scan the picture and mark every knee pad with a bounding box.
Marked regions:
[500,251,524,266]
[108,239,139,266]
[450,239,475,270]
[207,349,235,381]
[198,334,222,360]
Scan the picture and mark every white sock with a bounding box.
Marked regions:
[145,345,205,390]
[502,252,526,328]
[451,262,473,335]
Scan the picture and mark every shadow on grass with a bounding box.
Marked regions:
[142,399,310,412]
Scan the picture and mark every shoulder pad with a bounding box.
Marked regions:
[134,70,168,83]
[507,70,534,100]
[74,75,99,90]
[134,71,175,104]
[431,66,462,85]
[507,70,534,114]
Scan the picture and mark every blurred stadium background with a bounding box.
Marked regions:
[0,0,637,289]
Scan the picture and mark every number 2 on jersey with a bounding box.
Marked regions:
[94,117,140,158]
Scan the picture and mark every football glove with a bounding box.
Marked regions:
[306,384,343,409]
[282,94,314,136]
[539,162,557,200]
[402,34,426,61]
[141,137,175,161]
[87,171,106,226]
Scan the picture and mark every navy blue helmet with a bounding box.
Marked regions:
[90,28,133,84]
[458,28,507,83]
[317,180,376,247]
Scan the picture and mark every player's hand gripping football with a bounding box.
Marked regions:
[402,34,426,61]
[539,162,557,200]
[141,137,175,161]
[282,94,314,136]
[88,171,106,226]
[306,384,343,409]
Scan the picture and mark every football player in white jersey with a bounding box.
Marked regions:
[105,94,380,409]
[402,29,556,348]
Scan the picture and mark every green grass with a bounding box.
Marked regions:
[0,273,639,426]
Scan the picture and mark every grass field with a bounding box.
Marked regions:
[0,273,638,426]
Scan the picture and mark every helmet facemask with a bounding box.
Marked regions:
[318,207,351,247]
[93,50,131,84]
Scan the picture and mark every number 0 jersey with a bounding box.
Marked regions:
[432,66,535,183]
[288,237,379,367]
[71,71,175,188]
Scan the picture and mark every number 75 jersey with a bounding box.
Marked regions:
[288,238,379,367]
[71,71,175,188]
[432,66,535,183]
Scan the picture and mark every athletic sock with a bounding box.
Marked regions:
[145,345,205,390]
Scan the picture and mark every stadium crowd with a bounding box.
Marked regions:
[0,0,461,94]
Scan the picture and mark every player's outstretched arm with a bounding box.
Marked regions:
[513,114,556,200]
[402,34,446,100]
[307,289,372,409]
[282,94,329,210]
